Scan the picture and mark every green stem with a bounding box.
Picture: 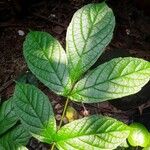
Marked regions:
[50,143,55,150]
[58,98,69,130]
[50,98,69,150]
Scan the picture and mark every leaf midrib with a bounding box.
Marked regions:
[56,129,128,142]
[70,5,107,64]
[71,65,150,94]
[31,33,65,87]
[17,84,49,130]
[68,5,112,84]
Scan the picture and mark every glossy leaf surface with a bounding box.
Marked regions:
[70,57,150,103]
[13,83,56,143]
[0,98,18,135]
[66,2,115,83]
[55,115,130,150]
[0,125,30,150]
[23,31,71,95]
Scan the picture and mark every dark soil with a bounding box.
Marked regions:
[0,0,150,149]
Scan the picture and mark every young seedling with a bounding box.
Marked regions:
[0,2,150,150]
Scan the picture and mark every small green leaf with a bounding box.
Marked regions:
[69,57,150,103]
[23,31,71,95]
[13,83,56,143]
[55,115,130,150]
[0,125,30,150]
[66,2,115,83]
[0,98,18,135]
[128,123,150,147]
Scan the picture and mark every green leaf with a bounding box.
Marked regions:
[69,57,150,103]
[0,125,30,150]
[119,140,129,148]
[0,98,18,135]
[16,146,28,150]
[0,144,5,150]
[13,83,56,143]
[55,115,130,150]
[0,144,28,150]
[66,2,115,83]
[143,147,150,150]
[116,140,129,149]
[23,31,71,95]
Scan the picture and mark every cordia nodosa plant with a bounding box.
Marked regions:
[0,2,150,150]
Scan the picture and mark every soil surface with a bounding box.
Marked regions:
[0,0,150,149]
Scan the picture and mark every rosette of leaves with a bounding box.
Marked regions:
[2,2,150,150]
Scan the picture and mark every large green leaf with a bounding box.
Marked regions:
[66,2,115,83]
[23,31,71,95]
[0,98,18,135]
[13,83,56,143]
[0,125,30,150]
[69,57,150,103]
[55,115,130,150]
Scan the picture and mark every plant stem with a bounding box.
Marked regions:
[50,143,55,150]
[58,98,69,130]
[50,98,69,150]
